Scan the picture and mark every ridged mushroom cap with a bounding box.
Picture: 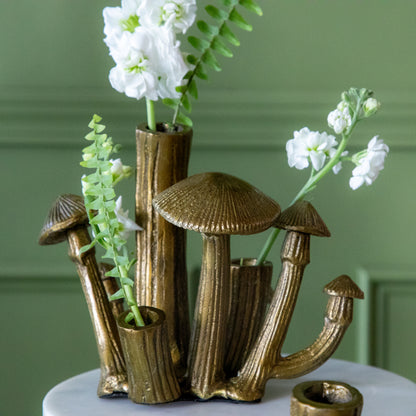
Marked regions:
[153,172,281,235]
[38,194,89,245]
[324,275,364,299]
[274,200,330,237]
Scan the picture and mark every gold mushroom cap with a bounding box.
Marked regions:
[38,194,89,245]
[153,172,281,235]
[274,200,331,237]
[324,275,364,299]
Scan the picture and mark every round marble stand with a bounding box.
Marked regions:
[43,359,416,416]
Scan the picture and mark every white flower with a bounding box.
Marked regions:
[363,97,380,117]
[329,150,348,174]
[349,136,389,190]
[107,159,133,183]
[114,196,142,240]
[138,0,196,34]
[103,0,142,49]
[108,26,190,100]
[327,102,352,134]
[286,127,338,171]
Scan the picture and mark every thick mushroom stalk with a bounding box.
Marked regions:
[226,201,331,401]
[272,274,364,379]
[153,172,280,400]
[39,194,127,397]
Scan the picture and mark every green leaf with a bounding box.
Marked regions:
[239,0,263,16]
[124,312,134,324]
[202,49,222,71]
[105,266,120,278]
[88,114,102,128]
[187,54,198,65]
[79,241,96,253]
[163,98,179,109]
[182,94,192,112]
[211,37,233,57]
[188,36,210,52]
[220,24,240,46]
[176,112,193,127]
[109,289,125,301]
[188,79,198,99]
[195,64,208,80]
[197,20,218,37]
[205,5,228,20]
[120,276,134,287]
[229,9,253,31]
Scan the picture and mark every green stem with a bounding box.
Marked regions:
[256,95,365,265]
[146,98,156,131]
[121,268,145,327]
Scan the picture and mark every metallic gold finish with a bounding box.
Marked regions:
[117,307,181,404]
[135,123,192,377]
[225,258,273,377]
[153,172,281,400]
[224,202,363,402]
[39,194,127,397]
[99,263,125,320]
[291,380,363,415]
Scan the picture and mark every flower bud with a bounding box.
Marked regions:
[363,98,380,117]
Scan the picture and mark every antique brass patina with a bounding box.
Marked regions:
[291,380,363,415]
[39,194,127,397]
[135,123,192,378]
[117,307,181,404]
[153,172,281,400]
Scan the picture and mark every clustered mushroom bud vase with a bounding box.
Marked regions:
[135,122,192,378]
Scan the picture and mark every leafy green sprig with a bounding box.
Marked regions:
[80,115,144,327]
[164,0,263,127]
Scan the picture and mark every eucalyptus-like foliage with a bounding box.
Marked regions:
[164,0,262,126]
[80,115,144,327]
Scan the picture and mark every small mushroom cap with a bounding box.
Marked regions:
[324,275,364,299]
[274,200,330,237]
[153,172,281,235]
[39,194,89,245]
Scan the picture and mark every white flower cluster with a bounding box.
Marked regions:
[114,196,143,240]
[327,101,352,135]
[103,0,196,100]
[349,136,389,190]
[286,127,338,171]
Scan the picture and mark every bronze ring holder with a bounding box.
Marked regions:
[291,380,363,415]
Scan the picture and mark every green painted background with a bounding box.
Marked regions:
[1,1,415,415]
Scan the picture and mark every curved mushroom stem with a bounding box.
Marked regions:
[187,233,230,400]
[225,231,310,401]
[271,295,353,379]
[67,226,128,397]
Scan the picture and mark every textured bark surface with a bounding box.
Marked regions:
[188,234,231,399]
[227,232,310,401]
[67,227,127,397]
[117,307,181,404]
[135,123,192,376]
[225,258,273,377]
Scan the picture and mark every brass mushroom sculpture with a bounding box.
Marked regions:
[153,172,281,400]
[227,200,364,402]
[38,194,128,397]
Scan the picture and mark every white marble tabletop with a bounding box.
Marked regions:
[43,359,416,416]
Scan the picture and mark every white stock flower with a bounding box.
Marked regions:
[329,150,348,174]
[327,102,352,134]
[286,127,338,171]
[103,0,142,49]
[363,97,380,117]
[138,0,196,33]
[108,27,190,100]
[349,136,389,190]
[114,196,142,240]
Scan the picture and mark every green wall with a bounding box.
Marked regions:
[1,1,416,415]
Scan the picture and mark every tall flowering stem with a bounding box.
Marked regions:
[256,88,381,265]
[81,115,144,327]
